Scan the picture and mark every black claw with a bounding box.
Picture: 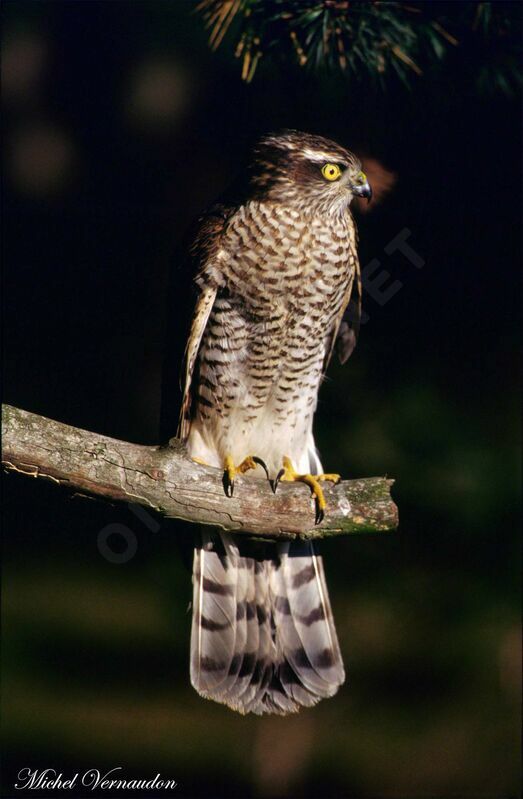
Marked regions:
[315,504,325,525]
[252,456,270,482]
[273,468,285,493]
[222,472,234,498]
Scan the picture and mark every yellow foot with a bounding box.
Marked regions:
[273,456,341,525]
[223,455,270,497]
[191,456,209,466]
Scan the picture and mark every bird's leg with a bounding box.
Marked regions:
[273,456,341,524]
[223,455,270,498]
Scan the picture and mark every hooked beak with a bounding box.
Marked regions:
[351,171,372,203]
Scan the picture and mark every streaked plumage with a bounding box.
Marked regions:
[177,130,368,714]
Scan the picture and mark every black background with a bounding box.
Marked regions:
[2,2,521,798]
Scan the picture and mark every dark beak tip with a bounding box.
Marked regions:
[352,182,372,202]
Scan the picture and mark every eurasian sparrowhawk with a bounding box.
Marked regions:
[171,130,371,715]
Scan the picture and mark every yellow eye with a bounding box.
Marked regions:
[322,163,342,181]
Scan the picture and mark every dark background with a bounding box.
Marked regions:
[2,2,521,798]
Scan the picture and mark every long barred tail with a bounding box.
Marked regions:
[190,531,345,715]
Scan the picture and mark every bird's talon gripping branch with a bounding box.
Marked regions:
[274,456,341,524]
[223,454,270,497]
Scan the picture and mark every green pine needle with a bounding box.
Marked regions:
[196,0,522,92]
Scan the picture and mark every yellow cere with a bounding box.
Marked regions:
[358,171,367,183]
[321,163,342,181]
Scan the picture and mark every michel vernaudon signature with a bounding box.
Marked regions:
[15,768,178,791]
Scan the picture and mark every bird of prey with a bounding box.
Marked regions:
[173,130,371,715]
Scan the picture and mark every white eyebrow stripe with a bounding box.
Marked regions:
[274,139,298,150]
[301,148,340,162]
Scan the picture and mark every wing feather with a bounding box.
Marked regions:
[173,203,237,441]
[177,284,217,440]
[322,227,361,376]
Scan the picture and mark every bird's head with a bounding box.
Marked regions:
[249,129,371,214]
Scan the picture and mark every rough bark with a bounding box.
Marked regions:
[2,404,398,540]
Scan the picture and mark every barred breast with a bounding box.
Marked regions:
[187,200,357,476]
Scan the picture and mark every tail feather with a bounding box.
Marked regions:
[190,532,345,715]
[269,545,332,700]
[282,540,345,694]
[217,552,248,700]
[219,556,257,708]
[240,561,276,713]
[190,532,240,698]
[256,670,301,715]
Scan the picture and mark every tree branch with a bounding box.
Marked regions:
[2,404,398,540]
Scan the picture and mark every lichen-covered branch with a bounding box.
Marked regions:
[2,404,398,540]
